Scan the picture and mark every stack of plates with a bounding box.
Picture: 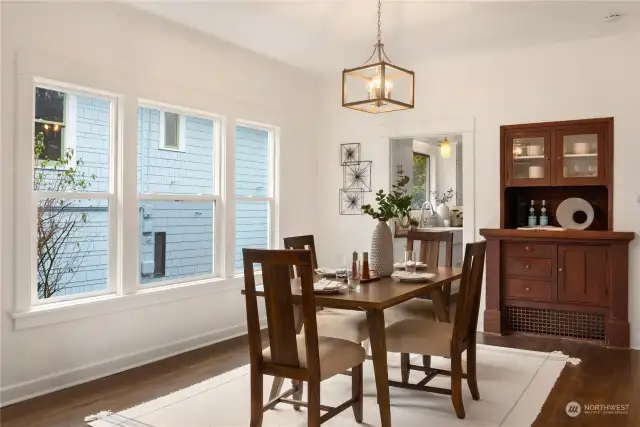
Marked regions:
[391,271,436,283]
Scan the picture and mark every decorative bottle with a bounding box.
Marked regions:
[351,251,358,279]
[528,200,537,227]
[539,200,549,226]
[362,252,370,280]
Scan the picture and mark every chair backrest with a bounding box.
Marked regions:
[452,240,487,346]
[242,248,320,376]
[406,230,454,269]
[283,235,318,278]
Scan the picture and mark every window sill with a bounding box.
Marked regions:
[11,274,258,331]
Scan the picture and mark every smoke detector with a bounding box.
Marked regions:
[603,13,622,23]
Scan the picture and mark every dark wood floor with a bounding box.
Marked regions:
[1,332,638,427]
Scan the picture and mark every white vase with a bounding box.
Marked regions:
[436,203,450,226]
[370,220,394,277]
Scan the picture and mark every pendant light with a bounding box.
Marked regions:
[440,137,452,159]
[342,0,414,113]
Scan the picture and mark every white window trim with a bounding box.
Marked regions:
[234,120,279,275]
[158,111,186,152]
[137,100,223,289]
[18,78,120,309]
[34,89,77,170]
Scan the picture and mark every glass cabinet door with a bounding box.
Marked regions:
[555,127,607,185]
[506,131,551,186]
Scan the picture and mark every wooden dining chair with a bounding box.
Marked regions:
[384,240,487,419]
[283,235,369,346]
[388,230,455,324]
[243,248,365,427]
[283,235,318,278]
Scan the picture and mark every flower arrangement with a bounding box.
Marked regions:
[361,174,412,222]
[431,188,456,205]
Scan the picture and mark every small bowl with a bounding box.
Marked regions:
[573,142,589,154]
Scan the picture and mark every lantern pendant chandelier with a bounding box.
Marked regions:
[342,0,415,113]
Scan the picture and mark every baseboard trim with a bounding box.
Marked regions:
[1,318,265,407]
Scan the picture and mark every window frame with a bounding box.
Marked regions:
[30,78,119,306]
[411,151,430,210]
[234,120,278,274]
[158,110,186,152]
[137,100,223,288]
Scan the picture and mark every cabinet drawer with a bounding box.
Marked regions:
[504,242,555,259]
[506,257,554,279]
[504,279,553,301]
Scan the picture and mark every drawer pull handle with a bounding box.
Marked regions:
[525,246,530,251]
[559,267,563,272]
[525,287,530,292]
[525,264,530,269]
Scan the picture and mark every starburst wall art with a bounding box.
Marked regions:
[340,143,360,165]
[338,143,372,215]
[343,161,372,192]
[339,189,365,215]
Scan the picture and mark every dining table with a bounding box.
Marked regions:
[242,266,462,427]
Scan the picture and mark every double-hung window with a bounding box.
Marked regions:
[234,123,276,272]
[137,103,220,286]
[32,82,116,303]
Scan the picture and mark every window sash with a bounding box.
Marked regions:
[27,78,119,306]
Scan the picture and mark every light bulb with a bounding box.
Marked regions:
[43,124,49,130]
[53,124,60,132]
[440,137,452,159]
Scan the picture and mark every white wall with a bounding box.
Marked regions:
[317,32,640,348]
[0,2,320,404]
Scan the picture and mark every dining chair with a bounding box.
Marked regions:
[283,235,369,346]
[243,248,366,427]
[388,230,455,324]
[384,240,487,419]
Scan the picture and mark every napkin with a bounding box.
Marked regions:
[315,267,346,275]
[391,271,436,279]
[313,278,344,291]
[393,261,426,268]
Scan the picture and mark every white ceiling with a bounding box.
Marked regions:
[130,1,640,75]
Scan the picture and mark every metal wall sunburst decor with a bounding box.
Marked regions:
[343,161,372,192]
[340,143,361,165]
[339,189,365,215]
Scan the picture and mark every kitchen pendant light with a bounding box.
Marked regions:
[342,0,414,113]
[440,137,452,159]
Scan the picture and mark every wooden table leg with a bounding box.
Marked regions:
[366,309,392,427]
[430,287,450,322]
[269,304,305,401]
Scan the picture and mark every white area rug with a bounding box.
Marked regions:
[87,344,571,427]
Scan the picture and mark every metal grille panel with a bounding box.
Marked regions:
[505,306,605,341]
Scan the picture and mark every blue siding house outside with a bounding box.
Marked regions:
[41,99,271,299]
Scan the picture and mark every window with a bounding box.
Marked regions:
[138,105,219,286]
[154,232,167,277]
[160,111,184,151]
[411,152,430,209]
[32,83,115,302]
[235,123,275,272]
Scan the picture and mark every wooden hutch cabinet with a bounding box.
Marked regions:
[481,118,634,348]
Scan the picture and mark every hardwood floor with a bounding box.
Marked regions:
[1,332,638,427]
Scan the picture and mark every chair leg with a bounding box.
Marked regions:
[307,379,321,427]
[400,353,410,384]
[467,342,480,401]
[352,364,364,422]
[292,380,303,410]
[450,351,466,419]
[423,355,431,369]
[250,368,263,427]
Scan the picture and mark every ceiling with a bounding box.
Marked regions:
[130,1,640,75]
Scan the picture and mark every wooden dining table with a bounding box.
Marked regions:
[242,266,462,427]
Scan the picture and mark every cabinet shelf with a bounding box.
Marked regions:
[563,153,597,158]
[513,155,545,160]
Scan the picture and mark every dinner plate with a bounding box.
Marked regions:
[315,268,346,277]
[391,272,436,283]
[393,262,427,270]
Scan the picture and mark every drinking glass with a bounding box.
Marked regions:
[347,260,361,291]
[405,250,417,274]
[335,254,348,281]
